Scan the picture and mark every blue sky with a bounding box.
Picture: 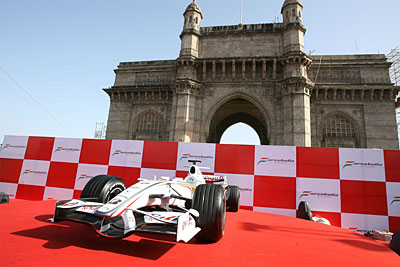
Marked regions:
[1,0,399,145]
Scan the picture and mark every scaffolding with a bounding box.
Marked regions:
[388,46,400,86]
[94,122,106,139]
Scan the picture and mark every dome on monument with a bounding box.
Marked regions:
[282,0,302,7]
[185,0,202,15]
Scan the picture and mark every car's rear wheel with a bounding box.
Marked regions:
[227,186,240,212]
[80,175,126,203]
[192,184,226,242]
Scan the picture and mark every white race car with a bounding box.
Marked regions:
[51,160,240,243]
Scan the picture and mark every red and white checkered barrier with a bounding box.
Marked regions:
[1,135,399,234]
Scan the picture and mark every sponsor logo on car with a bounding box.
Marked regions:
[181,217,194,231]
[178,153,214,161]
[112,150,141,157]
[257,157,294,165]
[299,190,339,199]
[54,146,80,153]
[22,169,47,175]
[348,227,369,234]
[342,160,382,169]
[61,201,80,207]
[391,196,400,205]
[79,206,100,212]
[145,213,178,223]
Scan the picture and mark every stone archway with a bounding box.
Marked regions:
[207,97,269,145]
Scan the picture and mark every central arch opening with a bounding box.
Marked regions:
[207,96,269,145]
[220,122,261,145]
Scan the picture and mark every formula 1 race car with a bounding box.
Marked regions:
[50,160,240,243]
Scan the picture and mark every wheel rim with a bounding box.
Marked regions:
[106,187,123,202]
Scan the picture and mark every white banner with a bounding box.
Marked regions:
[296,178,341,212]
[18,160,50,186]
[74,164,109,190]
[51,138,82,163]
[339,148,385,181]
[341,213,389,235]
[216,173,254,207]
[0,135,29,159]
[254,145,296,177]
[386,182,400,217]
[0,182,18,198]
[43,187,74,200]
[176,142,216,172]
[109,140,144,167]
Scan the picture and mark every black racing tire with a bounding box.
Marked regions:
[297,201,313,221]
[0,192,9,204]
[390,230,400,256]
[226,186,240,212]
[80,175,126,203]
[192,184,226,242]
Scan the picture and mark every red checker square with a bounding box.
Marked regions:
[341,180,388,216]
[15,184,45,200]
[389,216,400,233]
[240,206,254,211]
[297,147,339,179]
[254,176,296,209]
[311,211,341,228]
[215,144,255,175]
[141,141,178,170]
[176,170,188,179]
[79,139,112,165]
[46,162,78,189]
[108,166,141,187]
[73,190,82,199]
[24,136,55,161]
[384,150,400,182]
[0,158,23,183]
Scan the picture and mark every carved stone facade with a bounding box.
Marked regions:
[104,0,399,149]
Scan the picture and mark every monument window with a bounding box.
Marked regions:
[134,111,162,141]
[322,114,360,148]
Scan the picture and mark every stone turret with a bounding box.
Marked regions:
[179,0,203,59]
[279,0,313,146]
[281,0,305,54]
[172,1,203,143]
[281,0,303,25]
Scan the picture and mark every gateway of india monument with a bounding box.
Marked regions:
[104,0,399,149]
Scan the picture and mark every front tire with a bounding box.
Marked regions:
[80,175,126,203]
[192,184,226,242]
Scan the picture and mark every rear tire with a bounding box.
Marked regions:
[80,175,126,203]
[297,201,313,221]
[0,192,9,204]
[192,184,226,242]
[226,186,240,212]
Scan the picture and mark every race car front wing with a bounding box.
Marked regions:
[51,198,201,243]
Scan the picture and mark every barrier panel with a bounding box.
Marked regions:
[1,135,399,234]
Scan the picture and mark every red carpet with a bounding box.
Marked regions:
[0,199,398,266]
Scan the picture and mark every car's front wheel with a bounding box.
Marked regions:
[192,184,226,242]
[80,175,126,203]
